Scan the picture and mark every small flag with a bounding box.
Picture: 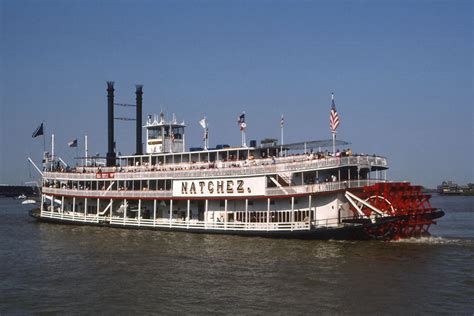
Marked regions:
[280,114,284,128]
[199,117,208,129]
[330,93,340,133]
[237,112,246,131]
[32,123,44,138]
[203,128,208,141]
[68,139,78,147]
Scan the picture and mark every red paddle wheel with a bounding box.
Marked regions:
[347,182,441,240]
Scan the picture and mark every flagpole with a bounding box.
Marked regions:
[332,132,336,156]
[280,115,284,156]
[51,133,55,171]
[169,122,173,153]
[330,92,340,156]
[238,112,246,147]
[85,135,88,167]
[42,124,46,152]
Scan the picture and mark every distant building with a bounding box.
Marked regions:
[437,181,463,195]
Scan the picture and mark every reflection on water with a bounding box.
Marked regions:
[0,197,473,314]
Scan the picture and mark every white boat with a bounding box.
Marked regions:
[30,82,444,240]
[22,199,37,205]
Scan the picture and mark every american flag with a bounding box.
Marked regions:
[330,93,340,133]
[280,114,284,128]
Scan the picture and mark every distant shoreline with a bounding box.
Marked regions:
[423,188,474,196]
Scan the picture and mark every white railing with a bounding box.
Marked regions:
[42,187,172,198]
[42,179,385,198]
[43,156,387,181]
[40,211,311,231]
[40,211,100,223]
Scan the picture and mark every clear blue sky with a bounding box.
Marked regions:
[1,0,472,188]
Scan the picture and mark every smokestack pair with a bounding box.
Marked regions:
[106,82,143,167]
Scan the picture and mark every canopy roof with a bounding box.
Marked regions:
[260,139,350,151]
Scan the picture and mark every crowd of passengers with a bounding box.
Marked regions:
[45,148,370,173]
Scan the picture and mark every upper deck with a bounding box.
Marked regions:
[43,154,387,181]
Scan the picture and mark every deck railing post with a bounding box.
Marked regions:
[205,199,208,229]
[72,197,76,220]
[187,199,190,229]
[291,197,294,231]
[169,200,173,227]
[245,199,248,230]
[84,197,88,221]
[40,194,44,215]
[308,195,312,226]
[153,199,157,227]
[224,199,228,230]
[123,199,126,224]
[61,196,64,218]
[138,199,141,226]
[267,198,270,231]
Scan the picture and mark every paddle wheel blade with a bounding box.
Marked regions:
[347,182,444,240]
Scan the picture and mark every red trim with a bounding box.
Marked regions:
[96,172,115,179]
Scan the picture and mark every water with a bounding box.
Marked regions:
[1,195,473,314]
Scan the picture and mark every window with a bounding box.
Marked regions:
[148,128,161,139]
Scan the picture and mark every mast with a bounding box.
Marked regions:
[106,81,116,166]
[135,85,143,155]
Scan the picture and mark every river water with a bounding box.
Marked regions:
[0,195,473,314]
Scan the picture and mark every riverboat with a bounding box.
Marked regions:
[30,82,444,240]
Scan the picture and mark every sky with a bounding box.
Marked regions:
[0,0,472,188]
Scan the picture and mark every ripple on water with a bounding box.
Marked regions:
[391,236,474,246]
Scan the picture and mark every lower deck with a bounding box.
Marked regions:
[39,192,355,233]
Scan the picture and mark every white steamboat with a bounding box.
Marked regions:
[30,83,443,240]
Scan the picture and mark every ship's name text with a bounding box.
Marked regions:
[181,180,248,195]
[173,177,265,197]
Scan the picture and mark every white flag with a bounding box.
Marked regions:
[199,117,207,129]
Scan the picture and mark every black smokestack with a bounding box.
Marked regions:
[106,81,116,166]
[135,84,143,155]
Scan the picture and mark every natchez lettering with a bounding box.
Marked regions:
[181,180,250,195]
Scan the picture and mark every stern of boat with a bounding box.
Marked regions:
[344,182,444,240]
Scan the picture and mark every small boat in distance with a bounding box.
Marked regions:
[29,82,444,240]
[22,199,37,205]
